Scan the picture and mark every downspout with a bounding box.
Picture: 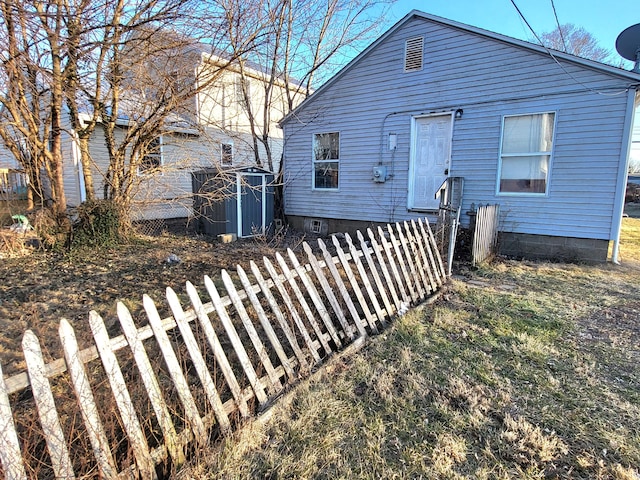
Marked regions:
[70,129,86,203]
[611,87,639,264]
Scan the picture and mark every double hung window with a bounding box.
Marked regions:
[313,132,339,190]
[498,113,555,194]
[139,136,163,174]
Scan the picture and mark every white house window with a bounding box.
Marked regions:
[404,36,424,72]
[221,143,233,166]
[313,132,339,190]
[139,136,163,174]
[498,112,555,194]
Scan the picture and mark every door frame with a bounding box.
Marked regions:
[236,172,268,238]
[407,112,454,211]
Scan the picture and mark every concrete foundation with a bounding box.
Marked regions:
[287,215,388,238]
[499,232,609,263]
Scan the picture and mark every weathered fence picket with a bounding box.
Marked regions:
[330,236,380,333]
[366,228,402,311]
[22,331,76,480]
[275,252,333,355]
[286,248,342,348]
[186,281,251,417]
[344,233,387,327]
[222,269,283,394]
[249,261,309,370]
[0,361,27,480]
[0,219,448,479]
[316,238,368,338]
[144,294,209,445]
[89,311,157,479]
[204,275,269,406]
[402,221,429,297]
[116,303,184,465]
[356,230,395,321]
[262,257,321,364]
[60,317,119,479]
[387,225,418,304]
[166,287,232,434]
[302,242,354,341]
[472,204,501,265]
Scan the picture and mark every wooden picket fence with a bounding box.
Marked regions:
[0,219,447,479]
[472,204,500,265]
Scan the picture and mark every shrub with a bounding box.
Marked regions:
[29,207,71,250]
[71,200,124,248]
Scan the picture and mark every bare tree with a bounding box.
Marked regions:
[536,23,612,63]
[0,0,234,236]
[0,0,67,217]
[0,0,390,240]
[221,0,391,172]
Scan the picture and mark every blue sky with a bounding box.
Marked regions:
[381,0,638,64]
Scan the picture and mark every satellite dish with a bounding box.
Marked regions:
[616,23,640,73]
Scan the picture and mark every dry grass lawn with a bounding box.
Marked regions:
[1,218,638,478]
[183,219,640,479]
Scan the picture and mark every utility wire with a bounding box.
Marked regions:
[550,0,568,52]
[508,0,632,96]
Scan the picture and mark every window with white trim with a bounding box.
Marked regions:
[221,143,233,166]
[498,112,555,194]
[404,36,424,72]
[313,132,339,189]
[139,136,163,174]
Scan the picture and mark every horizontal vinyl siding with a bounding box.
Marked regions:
[85,126,277,220]
[283,16,636,240]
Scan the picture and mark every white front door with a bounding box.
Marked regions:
[408,114,453,210]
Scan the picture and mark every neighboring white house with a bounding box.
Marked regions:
[280,10,640,262]
[0,44,306,222]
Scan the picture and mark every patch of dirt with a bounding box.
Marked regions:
[572,303,640,379]
[0,230,306,376]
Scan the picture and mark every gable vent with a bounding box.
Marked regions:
[404,36,424,72]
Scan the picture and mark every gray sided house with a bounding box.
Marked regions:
[280,10,640,262]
